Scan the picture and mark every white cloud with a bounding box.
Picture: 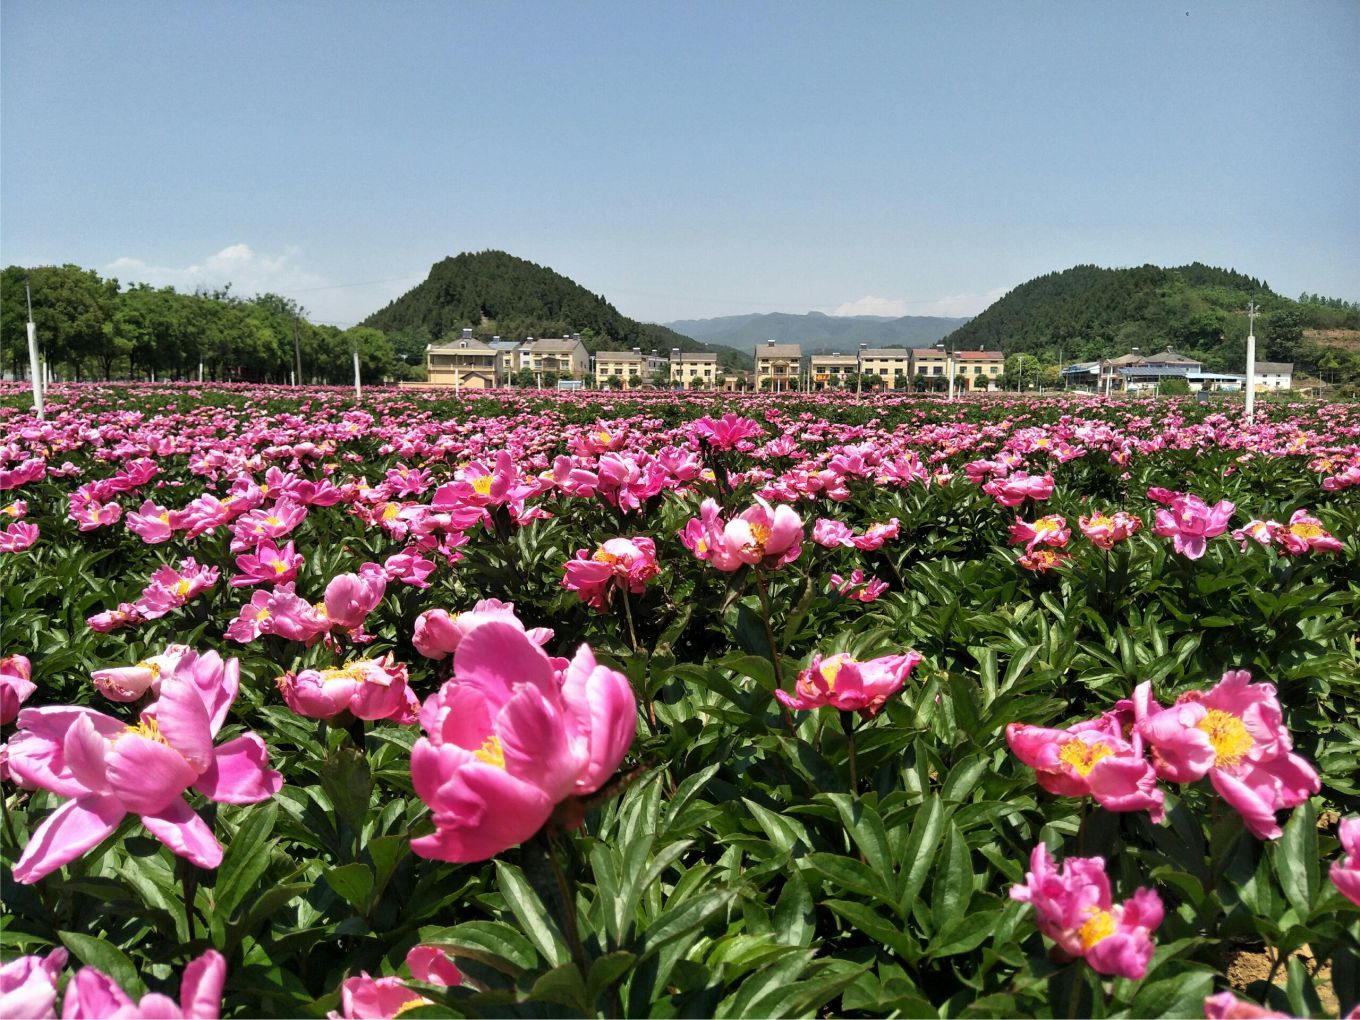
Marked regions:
[830,295,910,317]
[106,244,332,306]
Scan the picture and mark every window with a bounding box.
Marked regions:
[989,366,998,374]
[932,366,942,375]
[880,369,888,375]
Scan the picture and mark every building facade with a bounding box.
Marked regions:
[861,348,911,387]
[670,351,718,390]
[955,350,1005,390]
[909,347,949,384]
[755,341,802,391]
[1253,361,1293,390]
[809,353,861,389]
[521,337,589,378]
[425,330,500,389]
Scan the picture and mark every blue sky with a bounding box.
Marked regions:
[3,1,1357,327]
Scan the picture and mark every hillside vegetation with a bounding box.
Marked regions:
[362,251,747,369]
[667,311,968,354]
[943,262,1360,385]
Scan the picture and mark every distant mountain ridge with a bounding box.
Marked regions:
[361,250,749,368]
[664,311,971,354]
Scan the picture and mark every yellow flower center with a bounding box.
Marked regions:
[174,579,193,598]
[392,997,432,1018]
[1088,514,1112,529]
[322,664,368,683]
[255,607,271,621]
[1197,709,1254,768]
[1058,739,1114,777]
[472,476,494,496]
[1035,518,1060,536]
[1290,522,1323,540]
[264,515,283,527]
[819,657,848,690]
[592,548,620,565]
[313,602,328,618]
[474,734,506,769]
[595,430,612,444]
[748,522,771,548]
[124,716,169,745]
[159,512,171,524]
[2,504,18,516]
[136,660,162,681]
[382,503,401,522]
[1078,908,1116,949]
[274,560,289,574]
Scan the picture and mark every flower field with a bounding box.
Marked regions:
[2,383,1358,1019]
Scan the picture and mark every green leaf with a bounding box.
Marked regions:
[929,823,972,934]
[494,860,567,968]
[772,872,815,948]
[423,920,538,975]
[1129,969,1214,1018]
[213,801,278,919]
[805,852,891,902]
[637,889,734,961]
[324,862,374,914]
[318,744,374,840]
[530,962,590,1014]
[59,932,144,998]
[1274,800,1318,918]
[898,794,949,911]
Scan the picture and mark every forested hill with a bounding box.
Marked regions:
[362,251,747,368]
[666,311,969,354]
[942,262,1360,378]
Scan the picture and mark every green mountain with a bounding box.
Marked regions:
[362,251,749,369]
[941,263,1360,378]
[666,311,969,354]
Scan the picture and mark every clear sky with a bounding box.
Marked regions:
[3,1,1357,328]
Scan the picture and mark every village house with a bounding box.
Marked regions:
[755,340,802,391]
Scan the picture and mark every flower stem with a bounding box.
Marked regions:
[754,572,794,735]
[547,833,588,979]
[841,711,860,795]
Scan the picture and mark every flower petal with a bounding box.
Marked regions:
[12,795,125,884]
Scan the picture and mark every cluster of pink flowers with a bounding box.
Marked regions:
[828,569,888,602]
[562,537,660,610]
[1233,508,1343,555]
[410,606,635,862]
[811,516,900,551]
[225,562,387,646]
[1078,510,1142,549]
[330,946,463,1019]
[680,498,803,571]
[1010,670,1320,841]
[776,651,921,717]
[87,558,220,632]
[1,947,224,1020]
[983,471,1055,507]
[1010,843,1163,979]
[7,649,281,882]
[0,519,38,553]
[276,654,419,725]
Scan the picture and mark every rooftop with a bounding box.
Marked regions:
[757,343,801,358]
[957,350,1005,360]
[1255,362,1294,374]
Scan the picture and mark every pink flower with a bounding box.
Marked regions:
[1078,511,1142,550]
[1233,519,1281,550]
[411,621,635,863]
[224,583,331,646]
[1006,713,1164,822]
[62,949,224,1019]
[8,651,281,882]
[276,655,418,724]
[1152,493,1235,559]
[124,500,177,544]
[229,498,308,552]
[1202,992,1291,1018]
[829,570,889,603]
[692,413,763,449]
[0,948,67,1019]
[0,521,39,553]
[562,537,660,610]
[328,946,462,1019]
[134,558,219,620]
[1134,671,1320,840]
[1,654,37,725]
[983,472,1055,507]
[1008,514,1070,553]
[412,598,553,661]
[680,498,803,572]
[324,563,388,631]
[382,548,436,588]
[2,499,27,519]
[1018,548,1071,572]
[850,518,900,551]
[69,497,122,532]
[1010,843,1163,979]
[776,651,922,718]
[811,518,855,549]
[231,539,303,587]
[1276,509,1342,555]
[91,644,193,703]
[1331,815,1360,907]
[87,603,145,633]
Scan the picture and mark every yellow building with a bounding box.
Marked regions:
[669,351,718,390]
[755,341,802,391]
[955,350,1005,390]
[425,330,500,389]
[809,353,860,389]
[861,347,911,387]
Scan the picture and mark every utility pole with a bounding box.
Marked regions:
[857,343,868,397]
[25,278,43,420]
[1244,301,1259,424]
[293,316,303,386]
[353,345,362,400]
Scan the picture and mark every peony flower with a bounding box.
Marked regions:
[323,563,388,632]
[850,518,900,551]
[0,521,39,553]
[411,620,635,863]
[1009,514,1070,553]
[811,518,855,549]
[983,472,1055,507]
[1078,511,1142,550]
[382,548,436,588]
[829,570,888,603]
[412,598,553,661]
[680,498,803,572]
[62,949,224,1019]
[0,947,67,1020]
[133,558,220,620]
[1018,547,1071,572]
[1202,992,1291,1018]
[8,651,281,882]
[328,946,462,1019]
[1,654,37,725]
[1276,509,1342,555]
[228,498,308,552]
[692,413,764,449]
[231,539,303,587]
[1331,815,1360,906]
[1152,493,1235,560]
[1133,671,1320,840]
[562,537,660,610]
[276,655,418,725]
[124,500,178,544]
[1006,712,1164,822]
[776,651,922,718]
[90,644,193,703]
[1010,843,1163,979]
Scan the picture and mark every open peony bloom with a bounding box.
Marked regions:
[276,654,418,724]
[1133,671,1320,840]
[1152,492,1235,559]
[1202,992,1292,1019]
[1078,510,1142,549]
[411,620,635,863]
[323,563,388,632]
[0,521,39,553]
[1010,843,1163,979]
[62,949,224,1019]
[1006,710,1164,822]
[0,947,67,1020]
[680,497,803,572]
[231,539,303,587]
[1,654,37,725]
[8,651,282,883]
[562,537,660,610]
[1009,514,1070,553]
[1018,547,1071,572]
[983,472,1055,507]
[329,946,463,1019]
[776,651,922,718]
[692,413,763,449]
[1276,509,1342,555]
[1331,816,1360,906]
[412,598,553,661]
[91,644,194,703]
[829,570,889,603]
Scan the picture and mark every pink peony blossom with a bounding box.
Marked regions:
[562,537,660,610]
[829,570,888,603]
[8,651,281,882]
[1331,815,1360,907]
[1276,508,1342,555]
[411,620,635,863]
[323,563,388,632]
[328,946,462,1019]
[1010,843,1163,979]
[0,521,39,553]
[1078,511,1142,549]
[680,498,803,572]
[1,654,37,725]
[133,558,219,620]
[1008,514,1070,553]
[850,518,900,551]
[692,413,764,449]
[62,949,224,1019]
[231,539,303,587]
[124,499,178,544]
[382,548,436,588]
[0,948,67,1020]
[1202,992,1291,1018]
[776,651,921,718]
[811,518,855,549]
[90,644,194,703]
[276,654,418,724]
[1134,671,1320,840]
[983,472,1055,507]
[1018,547,1071,572]
[1152,493,1235,560]
[412,598,553,661]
